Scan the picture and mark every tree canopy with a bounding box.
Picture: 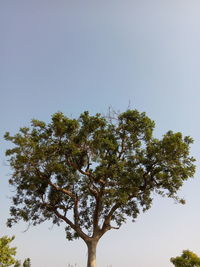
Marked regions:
[23,258,31,267]
[0,236,17,267]
[171,250,200,267]
[14,261,21,267]
[5,110,196,267]
[14,258,31,267]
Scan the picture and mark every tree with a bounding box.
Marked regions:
[0,236,17,266]
[171,250,200,267]
[14,261,21,267]
[23,258,31,267]
[14,258,31,267]
[5,110,196,267]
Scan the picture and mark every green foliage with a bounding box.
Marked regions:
[14,261,21,267]
[13,258,31,267]
[5,110,196,241]
[171,250,200,267]
[23,258,31,267]
[0,236,17,266]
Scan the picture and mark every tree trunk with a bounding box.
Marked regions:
[86,240,98,267]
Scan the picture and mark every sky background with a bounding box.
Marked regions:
[1,1,200,266]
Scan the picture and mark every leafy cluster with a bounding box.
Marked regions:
[0,236,17,266]
[171,250,200,267]
[5,110,195,241]
[14,258,31,267]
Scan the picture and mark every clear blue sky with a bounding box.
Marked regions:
[1,1,200,266]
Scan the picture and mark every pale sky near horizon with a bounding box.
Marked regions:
[1,1,200,266]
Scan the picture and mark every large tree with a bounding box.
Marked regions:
[5,110,195,267]
[0,236,17,266]
[171,250,200,267]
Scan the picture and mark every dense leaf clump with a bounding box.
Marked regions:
[0,236,17,266]
[171,250,200,267]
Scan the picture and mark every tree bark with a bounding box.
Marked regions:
[86,240,98,267]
